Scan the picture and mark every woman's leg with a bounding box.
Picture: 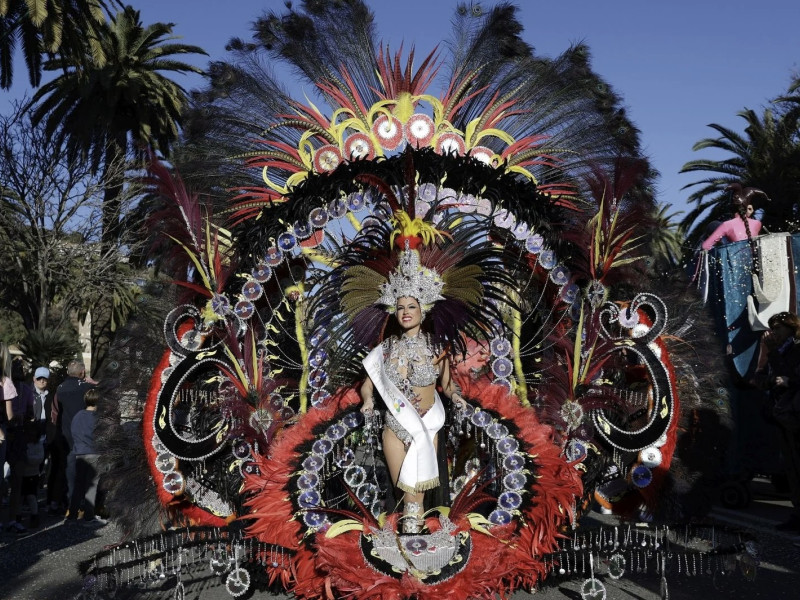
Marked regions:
[382,428,438,532]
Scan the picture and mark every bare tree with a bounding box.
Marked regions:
[0,101,146,369]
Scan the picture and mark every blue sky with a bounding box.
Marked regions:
[5,1,799,217]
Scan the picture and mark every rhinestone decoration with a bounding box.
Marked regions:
[492,357,513,378]
[526,233,544,254]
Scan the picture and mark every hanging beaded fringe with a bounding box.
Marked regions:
[77,526,295,599]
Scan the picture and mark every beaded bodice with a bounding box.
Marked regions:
[383,333,438,393]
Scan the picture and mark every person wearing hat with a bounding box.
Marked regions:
[32,367,50,432]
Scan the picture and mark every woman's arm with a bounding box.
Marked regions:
[438,356,465,408]
[360,376,375,413]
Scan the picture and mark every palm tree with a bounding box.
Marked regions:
[679,105,800,246]
[0,0,118,89]
[29,5,206,248]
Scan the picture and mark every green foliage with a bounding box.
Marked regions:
[0,1,119,89]
[0,308,26,345]
[679,77,800,247]
[17,326,82,372]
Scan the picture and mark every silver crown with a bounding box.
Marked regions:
[378,250,444,311]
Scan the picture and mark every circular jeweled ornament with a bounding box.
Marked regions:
[233,301,254,319]
[497,437,520,455]
[492,357,513,378]
[631,464,653,488]
[325,422,346,441]
[210,548,233,575]
[232,439,251,460]
[342,411,363,429]
[489,509,513,525]
[512,221,530,240]
[210,293,230,316]
[225,568,251,597]
[477,197,492,215]
[357,483,379,506]
[344,465,367,487]
[565,438,588,462]
[526,233,544,254]
[302,455,324,473]
[550,265,570,286]
[608,553,626,579]
[277,232,297,252]
[297,473,319,491]
[640,447,663,468]
[404,537,428,555]
[155,452,177,473]
[372,114,404,150]
[580,577,607,600]
[293,219,312,240]
[309,206,329,228]
[313,145,342,172]
[328,197,348,219]
[249,407,273,431]
[312,439,333,456]
[470,146,494,165]
[346,192,367,212]
[561,282,579,303]
[498,491,522,510]
[242,281,263,301]
[309,348,328,368]
[163,471,184,495]
[308,369,328,389]
[493,208,516,230]
[302,511,328,529]
[503,471,526,490]
[490,337,511,357]
[405,114,435,146]
[459,193,477,213]
[264,246,283,266]
[298,490,321,508]
[486,422,509,439]
[252,264,272,283]
[538,249,556,270]
[344,132,375,160]
[494,378,512,394]
[311,390,330,407]
[503,454,525,471]
[471,410,491,427]
[435,132,466,156]
[335,447,355,468]
[618,306,639,328]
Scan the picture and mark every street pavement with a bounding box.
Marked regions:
[1,477,799,600]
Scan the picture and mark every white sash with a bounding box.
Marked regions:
[363,345,444,493]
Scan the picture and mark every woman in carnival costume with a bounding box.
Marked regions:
[359,243,467,533]
[78,3,751,600]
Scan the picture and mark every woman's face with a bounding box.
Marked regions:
[745,205,754,217]
[395,296,422,332]
[770,322,793,345]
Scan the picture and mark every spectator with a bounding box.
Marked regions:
[759,312,800,532]
[0,343,17,524]
[52,360,95,507]
[21,419,45,528]
[4,358,34,533]
[66,388,105,526]
[32,367,50,435]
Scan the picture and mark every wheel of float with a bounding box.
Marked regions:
[719,481,751,509]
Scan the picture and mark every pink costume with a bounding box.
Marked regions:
[701,217,762,250]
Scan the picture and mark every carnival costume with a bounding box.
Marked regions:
[81,3,757,599]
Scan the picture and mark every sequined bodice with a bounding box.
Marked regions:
[383,334,438,390]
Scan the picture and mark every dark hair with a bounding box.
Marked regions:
[84,388,100,408]
[768,312,800,337]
